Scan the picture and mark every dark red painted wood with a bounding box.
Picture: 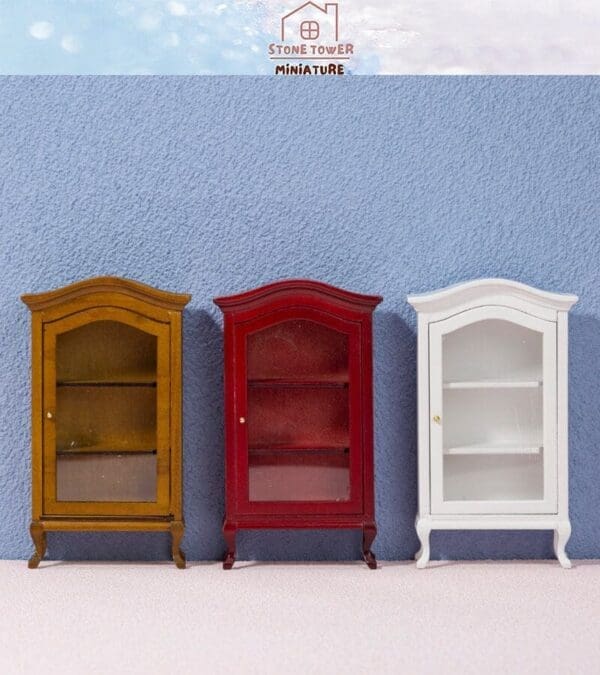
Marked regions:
[214,279,382,569]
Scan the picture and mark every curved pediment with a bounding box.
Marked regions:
[21,276,191,312]
[407,278,578,314]
[214,279,382,311]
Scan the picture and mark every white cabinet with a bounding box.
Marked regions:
[408,279,577,568]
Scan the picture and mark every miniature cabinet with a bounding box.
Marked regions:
[22,277,190,568]
[214,280,382,568]
[408,279,577,568]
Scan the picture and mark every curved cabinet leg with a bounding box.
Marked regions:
[362,523,377,569]
[28,521,47,569]
[223,522,236,570]
[414,514,422,560]
[553,522,572,569]
[415,518,431,569]
[170,521,186,569]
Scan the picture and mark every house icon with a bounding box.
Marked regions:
[281,2,339,42]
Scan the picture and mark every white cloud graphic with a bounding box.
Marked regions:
[138,11,162,31]
[167,1,187,16]
[29,21,54,40]
[61,35,81,54]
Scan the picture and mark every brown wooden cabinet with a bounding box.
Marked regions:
[22,277,190,568]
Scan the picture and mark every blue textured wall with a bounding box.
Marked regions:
[0,76,599,562]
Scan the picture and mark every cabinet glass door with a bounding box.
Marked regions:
[239,315,362,512]
[429,306,557,514]
[43,311,170,515]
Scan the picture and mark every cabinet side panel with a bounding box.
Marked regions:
[31,313,44,519]
[170,311,183,520]
[222,314,238,519]
[541,320,558,513]
[417,313,431,517]
[361,313,375,522]
[557,311,570,519]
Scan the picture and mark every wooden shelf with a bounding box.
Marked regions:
[57,445,157,455]
[57,373,157,387]
[248,375,349,388]
[249,445,349,453]
[445,444,543,456]
[443,380,542,390]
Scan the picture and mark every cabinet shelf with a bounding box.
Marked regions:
[57,446,157,455]
[444,444,543,456]
[249,431,350,450]
[249,444,349,453]
[248,376,348,388]
[57,373,157,387]
[443,380,542,390]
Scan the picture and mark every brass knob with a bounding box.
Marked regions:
[46,411,53,420]
[239,417,246,424]
[433,415,441,425]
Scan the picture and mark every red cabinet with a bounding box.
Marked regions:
[214,280,382,568]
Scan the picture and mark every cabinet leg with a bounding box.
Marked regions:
[28,521,47,569]
[170,521,186,569]
[223,522,236,570]
[415,518,431,569]
[554,522,572,569]
[414,514,422,560]
[362,523,377,569]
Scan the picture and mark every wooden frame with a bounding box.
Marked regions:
[22,277,190,568]
[214,280,382,569]
[408,278,578,568]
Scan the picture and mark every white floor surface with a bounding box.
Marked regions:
[1,559,599,675]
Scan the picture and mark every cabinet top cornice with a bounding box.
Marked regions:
[407,278,578,313]
[214,279,383,311]
[21,276,191,312]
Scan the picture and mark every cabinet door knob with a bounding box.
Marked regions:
[46,411,53,420]
[433,415,441,424]
[239,417,246,424]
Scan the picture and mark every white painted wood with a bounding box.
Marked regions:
[554,521,572,569]
[428,318,444,516]
[407,278,578,315]
[419,514,566,528]
[416,312,431,519]
[556,313,570,519]
[409,279,577,567]
[445,445,542,455]
[443,380,542,390]
[542,312,558,514]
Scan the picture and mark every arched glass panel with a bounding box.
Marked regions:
[55,320,158,502]
[442,319,544,502]
[246,319,350,502]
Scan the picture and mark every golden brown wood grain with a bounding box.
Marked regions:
[22,277,190,568]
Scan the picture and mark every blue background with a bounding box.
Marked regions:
[1,76,599,562]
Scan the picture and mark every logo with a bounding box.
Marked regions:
[268,2,355,75]
[281,2,338,42]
